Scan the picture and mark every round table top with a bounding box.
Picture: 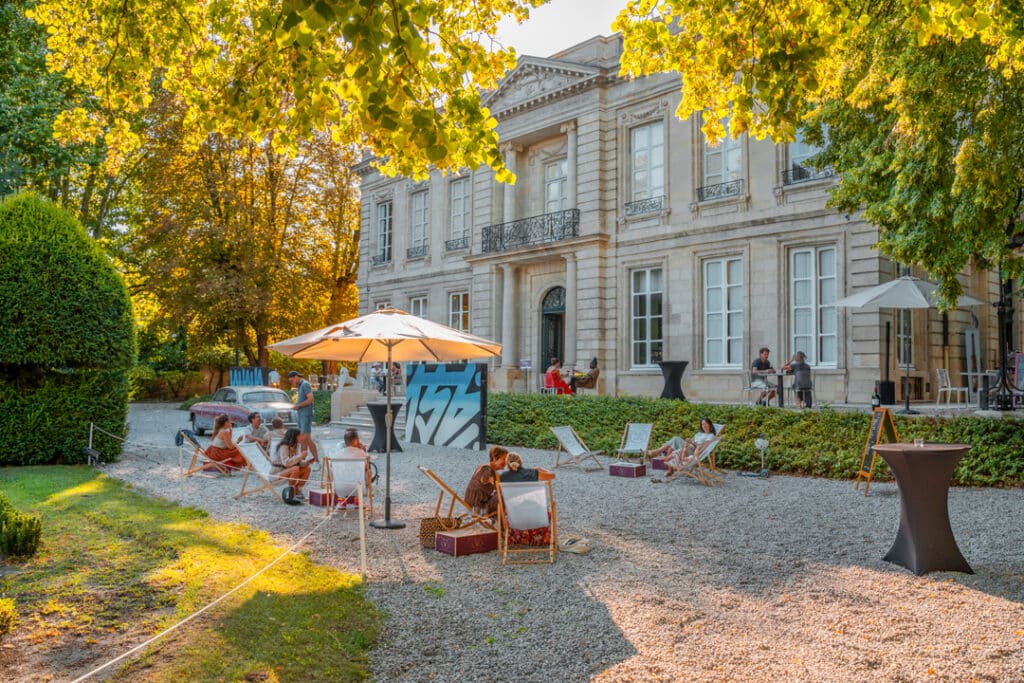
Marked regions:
[871,443,970,454]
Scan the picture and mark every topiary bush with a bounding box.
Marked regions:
[486,393,1024,487]
[0,598,16,639]
[0,192,136,464]
[0,491,42,558]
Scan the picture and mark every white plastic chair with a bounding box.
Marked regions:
[935,368,968,406]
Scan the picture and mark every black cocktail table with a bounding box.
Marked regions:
[871,443,973,575]
[367,400,403,453]
[657,361,688,400]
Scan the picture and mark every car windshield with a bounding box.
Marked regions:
[241,390,290,404]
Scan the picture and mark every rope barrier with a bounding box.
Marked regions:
[69,512,338,683]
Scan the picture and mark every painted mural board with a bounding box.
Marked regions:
[404,363,488,450]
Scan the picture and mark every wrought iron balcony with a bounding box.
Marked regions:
[696,179,744,202]
[371,253,391,266]
[782,164,835,185]
[481,208,580,253]
[406,244,428,259]
[445,236,470,251]
[624,195,665,217]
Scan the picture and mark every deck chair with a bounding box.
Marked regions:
[417,465,496,530]
[177,429,230,477]
[322,455,374,515]
[618,423,653,462]
[673,435,725,486]
[550,425,604,471]
[496,481,558,565]
[236,441,280,499]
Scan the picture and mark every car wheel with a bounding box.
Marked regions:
[191,414,205,436]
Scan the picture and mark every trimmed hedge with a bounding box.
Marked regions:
[486,394,1024,487]
[0,490,42,559]
[0,193,135,464]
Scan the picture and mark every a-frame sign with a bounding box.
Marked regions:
[855,407,898,496]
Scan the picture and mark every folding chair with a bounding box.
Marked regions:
[618,423,652,462]
[235,441,281,499]
[496,480,558,565]
[417,465,496,530]
[322,455,374,515]
[177,429,230,477]
[549,425,604,471]
[674,436,725,486]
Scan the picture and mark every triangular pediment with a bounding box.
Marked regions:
[484,57,602,115]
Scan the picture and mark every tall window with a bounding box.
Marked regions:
[703,257,744,367]
[630,268,663,367]
[789,129,822,171]
[897,310,913,367]
[449,292,469,332]
[375,200,392,263]
[703,118,743,186]
[544,159,568,213]
[409,296,427,318]
[450,178,470,241]
[410,191,429,254]
[790,246,837,366]
[631,122,665,201]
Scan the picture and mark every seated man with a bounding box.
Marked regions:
[544,358,573,395]
[569,357,600,393]
[339,427,370,460]
[242,411,271,451]
[751,346,777,406]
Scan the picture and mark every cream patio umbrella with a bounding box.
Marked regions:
[833,276,985,414]
[269,307,502,529]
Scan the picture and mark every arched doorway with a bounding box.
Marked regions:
[541,286,565,369]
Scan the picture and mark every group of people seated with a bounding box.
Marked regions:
[751,347,814,408]
[544,357,600,395]
[464,446,556,545]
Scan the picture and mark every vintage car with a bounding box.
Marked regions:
[188,385,297,435]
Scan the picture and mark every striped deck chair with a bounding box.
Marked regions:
[236,441,280,499]
[550,425,604,471]
[618,423,653,462]
[176,429,230,477]
[417,465,496,530]
[496,480,558,565]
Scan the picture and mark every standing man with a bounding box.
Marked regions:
[287,371,319,463]
[751,347,777,406]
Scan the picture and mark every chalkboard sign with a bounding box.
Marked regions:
[855,408,898,495]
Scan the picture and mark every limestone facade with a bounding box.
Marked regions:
[355,35,1001,403]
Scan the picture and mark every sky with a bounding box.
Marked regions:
[494,0,626,58]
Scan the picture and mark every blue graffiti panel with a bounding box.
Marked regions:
[404,363,488,450]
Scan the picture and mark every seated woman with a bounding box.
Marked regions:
[204,414,247,471]
[498,452,555,546]
[646,417,721,480]
[569,357,600,393]
[464,446,508,517]
[544,358,573,395]
[272,428,313,501]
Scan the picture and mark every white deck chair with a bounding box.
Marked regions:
[617,423,653,462]
[236,441,281,499]
[177,429,230,477]
[323,455,373,515]
[674,436,725,486]
[935,368,968,406]
[496,480,558,565]
[417,465,496,530]
[550,425,604,471]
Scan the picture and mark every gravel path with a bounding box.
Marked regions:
[107,403,1024,682]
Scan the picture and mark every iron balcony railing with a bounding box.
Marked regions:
[406,244,428,259]
[696,179,744,202]
[624,195,665,217]
[782,164,835,185]
[371,253,390,266]
[445,236,470,251]
[481,208,580,253]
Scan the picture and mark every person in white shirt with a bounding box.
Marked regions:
[646,418,721,480]
[243,412,271,451]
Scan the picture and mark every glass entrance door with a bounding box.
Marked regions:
[541,286,566,369]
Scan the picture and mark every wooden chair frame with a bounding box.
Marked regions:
[236,441,281,499]
[496,480,558,565]
[674,437,725,486]
[549,426,604,471]
[618,423,653,462]
[417,465,497,530]
[321,455,374,516]
[179,430,230,477]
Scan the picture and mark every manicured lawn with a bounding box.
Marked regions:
[0,466,379,681]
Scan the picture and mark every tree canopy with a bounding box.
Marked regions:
[615,0,1024,303]
[27,0,544,182]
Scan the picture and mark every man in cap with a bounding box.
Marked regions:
[287,371,319,463]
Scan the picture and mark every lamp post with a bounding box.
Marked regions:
[993,190,1024,410]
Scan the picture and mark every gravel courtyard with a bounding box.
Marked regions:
[105,403,1024,682]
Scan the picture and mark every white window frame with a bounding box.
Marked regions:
[449,178,470,241]
[630,267,663,369]
[630,121,665,202]
[703,257,744,367]
[702,118,743,186]
[544,159,568,213]
[410,190,429,252]
[375,200,392,262]
[789,128,821,170]
[789,246,838,367]
[409,296,427,318]
[448,291,469,332]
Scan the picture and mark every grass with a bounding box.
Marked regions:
[0,466,379,681]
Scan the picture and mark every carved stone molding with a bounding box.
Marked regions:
[618,98,668,126]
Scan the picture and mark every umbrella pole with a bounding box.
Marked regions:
[899,328,919,415]
[371,344,405,529]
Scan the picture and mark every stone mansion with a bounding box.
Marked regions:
[355,34,1002,404]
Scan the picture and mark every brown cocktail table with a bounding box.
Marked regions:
[871,443,973,576]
